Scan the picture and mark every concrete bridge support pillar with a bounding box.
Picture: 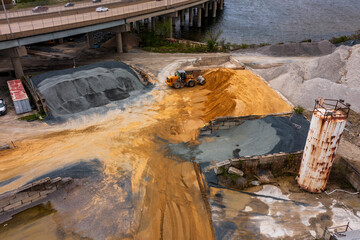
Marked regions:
[165,12,177,32]
[168,17,173,38]
[58,38,64,44]
[109,24,130,54]
[147,18,152,30]
[116,32,123,53]
[151,17,156,30]
[220,0,224,10]
[180,10,185,27]
[2,47,27,78]
[11,57,24,79]
[189,7,194,27]
[133,21,140,33]
[204,2,209,17]
[197,7,202,28]
[212,0,217,18]
[87,32,94,48]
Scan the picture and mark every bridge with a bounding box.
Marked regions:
[0,0,224,78]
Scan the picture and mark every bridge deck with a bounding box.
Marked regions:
[0,0,208,42]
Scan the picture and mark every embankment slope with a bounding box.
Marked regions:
[254,44,360,112]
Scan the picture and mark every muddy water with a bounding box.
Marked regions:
[0,66,292,239]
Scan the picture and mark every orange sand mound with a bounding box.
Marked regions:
[202,68,292,121]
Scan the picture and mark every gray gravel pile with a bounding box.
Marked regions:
[254,45,360,112]
[31,61,145,118]
[168,115,309,164]
[235,40,336,57]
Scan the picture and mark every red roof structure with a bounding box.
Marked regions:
[7,79,29,102]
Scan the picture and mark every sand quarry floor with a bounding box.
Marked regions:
[0,54,359,239]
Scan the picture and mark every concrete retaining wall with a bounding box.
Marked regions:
[215,153,360,192]
[199,111,294,136]
[0,177,72,215]
[339,157,360,192]
[193,56,231,67]
[215,150,304,177]
[167,38,208,48]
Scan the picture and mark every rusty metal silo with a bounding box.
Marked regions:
[297,99,350,193]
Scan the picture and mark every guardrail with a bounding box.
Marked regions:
[0,0,145,20]
[0,0,205,40]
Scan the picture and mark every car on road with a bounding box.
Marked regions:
[64,2,74,7]
[32,6,49,13]
[92,0,101,3]
[0,99,7,116]
[96,6,108,12]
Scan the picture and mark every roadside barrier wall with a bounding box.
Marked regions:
[214,150,304,177]
[193,56,231,67]
[0,177,72,215]
[199,111,294,135]
[338,157,360,191]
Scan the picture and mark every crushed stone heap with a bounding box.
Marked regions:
[31,61,146,118]
[254,44,360,112]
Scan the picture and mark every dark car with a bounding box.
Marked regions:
[92,0,101,3]
[32,6,49,13]
[0,99,7,116]
[64,2,74,7]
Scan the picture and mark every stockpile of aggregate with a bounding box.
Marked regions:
[235,40,336,57]
[31,61,146,117]
[168,115,309,164]
[254,44,360,112]
[201,68,292,121]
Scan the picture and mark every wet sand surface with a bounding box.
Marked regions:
[209,176,360,239]
[0,65,293,239]
[3,59,359,239]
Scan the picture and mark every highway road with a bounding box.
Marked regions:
[0,0,136,20]
[0,0,203,40]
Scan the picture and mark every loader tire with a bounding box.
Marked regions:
[173,81,181,89]
[187,80,195,87]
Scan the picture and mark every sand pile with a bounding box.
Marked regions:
[32,61,146,118]
[202,68,292,121]
[254,45,360,112]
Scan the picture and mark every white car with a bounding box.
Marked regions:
[0,99,6,116]
[96,6,108,12]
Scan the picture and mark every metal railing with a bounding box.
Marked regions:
[0,0,142,20]
[0,0,197,38]
[322,222,354,240]
[313,98,351,118]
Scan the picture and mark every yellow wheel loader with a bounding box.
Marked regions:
[166,70,206,89]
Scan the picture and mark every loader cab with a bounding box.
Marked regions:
[175,70,187,82]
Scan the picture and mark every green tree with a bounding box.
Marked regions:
[206,30,222,52]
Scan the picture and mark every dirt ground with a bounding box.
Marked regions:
[1,42,360,239]
[0,48,296,239]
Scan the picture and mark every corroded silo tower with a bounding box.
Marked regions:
[297,98,350,193]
